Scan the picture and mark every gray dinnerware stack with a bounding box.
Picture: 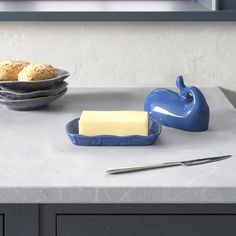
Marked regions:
[0,69,69,111]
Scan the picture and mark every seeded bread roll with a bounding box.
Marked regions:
[18,63,57,82]
[0,60,30,81]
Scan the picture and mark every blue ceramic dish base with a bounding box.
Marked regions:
[66,118,162,146]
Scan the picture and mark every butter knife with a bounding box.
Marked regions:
[107,154,232,175]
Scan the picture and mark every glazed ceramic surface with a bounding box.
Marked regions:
[66,118,162,146]
[0,88,67,111]
[0,81,68,100]
[144,76,210,132]
[0,69,69,91]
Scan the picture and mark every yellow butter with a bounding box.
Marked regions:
[79,111,148,136]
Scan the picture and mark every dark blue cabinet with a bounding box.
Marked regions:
[40,204,236,236]
[1,204,236,236]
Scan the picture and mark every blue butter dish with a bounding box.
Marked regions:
[66,118,162,146]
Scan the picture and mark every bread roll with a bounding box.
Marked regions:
[0,60,30,81]
[18,63,57,82]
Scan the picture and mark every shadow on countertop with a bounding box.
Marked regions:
[220,87,236,109]
[41,89,148,113]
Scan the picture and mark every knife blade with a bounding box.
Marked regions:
[106,154,232,175]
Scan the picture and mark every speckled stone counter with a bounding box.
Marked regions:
[0,87,235,203]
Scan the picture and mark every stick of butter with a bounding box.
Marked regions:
[79,111,148,136]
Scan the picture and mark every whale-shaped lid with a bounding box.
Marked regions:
[144,76,210,132]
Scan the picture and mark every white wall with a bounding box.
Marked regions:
[0,22,236,91]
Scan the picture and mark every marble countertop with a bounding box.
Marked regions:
[0,87,235,203]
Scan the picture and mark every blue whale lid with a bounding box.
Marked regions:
[144,76,210,132]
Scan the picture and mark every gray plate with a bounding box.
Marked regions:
[0,81,68,100]
[0,88,67,111]
[0,69,69,91]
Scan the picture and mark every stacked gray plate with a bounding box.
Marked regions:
[0,69,69,111]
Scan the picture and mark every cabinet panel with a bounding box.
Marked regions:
[0,215,3,236]
[0,205,38,236]
[57,214,236,236]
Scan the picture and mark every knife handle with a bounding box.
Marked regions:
[107,162,183,175]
